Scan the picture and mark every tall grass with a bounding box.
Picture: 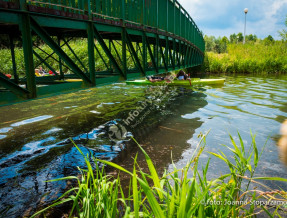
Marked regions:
[32,133,287,217]
[205,42,287,74]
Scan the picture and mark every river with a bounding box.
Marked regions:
[0,74,286,217]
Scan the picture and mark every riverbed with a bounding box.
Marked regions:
[0,74,286,217]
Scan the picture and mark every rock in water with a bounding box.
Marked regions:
[278,120,287,165]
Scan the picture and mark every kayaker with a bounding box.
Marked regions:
[146,76,165,82]
[176,70,188,80]
[146,75,172,83]
[39,66,48,76]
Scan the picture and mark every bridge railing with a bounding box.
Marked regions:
[3,0,204,52]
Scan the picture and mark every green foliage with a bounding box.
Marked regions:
[245,34,257,43]
[206,42,287,74]
[263,35,275,45]
[204,35,228,53]
[237,32,244,42]
[31,144,121,218]
[230,33,237,44]
[33,133,287,217]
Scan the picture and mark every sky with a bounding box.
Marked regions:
[178,0,287,39]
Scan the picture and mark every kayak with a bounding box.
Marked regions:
[126,78,225,86]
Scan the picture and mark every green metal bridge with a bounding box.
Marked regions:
[0,0,205,105]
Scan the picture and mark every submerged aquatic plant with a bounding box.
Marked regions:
[32,132,287,217]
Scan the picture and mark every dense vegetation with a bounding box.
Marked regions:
[32,134,287,217]
[204,42,287,74]
[0,37,140,77]
[1,16,286,77]
[203,16,287,74]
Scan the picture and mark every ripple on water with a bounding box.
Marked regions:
[90,110,101,114]
[0,127,13,133]
[0,135,7,140]
[10,115,53,127]
[42,128,63,135]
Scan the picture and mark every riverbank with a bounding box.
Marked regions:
[204,42,287,74]
[32,135,287,217]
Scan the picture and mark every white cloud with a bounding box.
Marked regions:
[178,0,287,39]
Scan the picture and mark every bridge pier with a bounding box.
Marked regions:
[20,13,36,99]
[87,22,96,86]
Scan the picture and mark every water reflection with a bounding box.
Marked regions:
[10,115,54,127]
[0,83,201,217]
[0,75,286,217]
[169,75,287,190]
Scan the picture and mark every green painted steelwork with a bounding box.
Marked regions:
[0,72,29,98]
[87,22,96,85]
[20,13,37,98]
[0,0,205,105]
[93,25,125,78]
[125,30,145,76]
[9,35,19,84]
[33,50,59,79]
[30,17,92,85]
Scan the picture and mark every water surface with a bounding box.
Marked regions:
[0,74,286,217]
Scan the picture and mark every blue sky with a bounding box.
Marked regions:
[178,0,287,39]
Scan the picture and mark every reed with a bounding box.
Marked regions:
[205,42,287,74]
[32,132,287,217]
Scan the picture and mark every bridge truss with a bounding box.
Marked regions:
[0,0,205,105]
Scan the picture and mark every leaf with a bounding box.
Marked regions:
[133,154,139,218]
[132,137,163,200]
[253,177,287,182]
[96,159,132,176]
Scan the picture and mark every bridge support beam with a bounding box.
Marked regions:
[0,73,30,99]
[20,14,36,99]
[87,22,96,85]
[158,37,168,72]
[57,36,64,79]
[155,36,159,70]
[33,50,59,79]
[125,30,145,75]
[144,33,158,73]
[30,18,92,86]
[165,37,169,69]
[93,25,125,79]
[9,35,19,84]
[121,28,127,76]
[142,33,147,74]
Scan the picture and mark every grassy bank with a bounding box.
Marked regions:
[204,42,287,74]
[32,133,287,217]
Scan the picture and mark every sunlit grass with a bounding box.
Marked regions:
[32,132,287,217]
[205,42,287,74]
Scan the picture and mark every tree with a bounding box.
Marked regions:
[221,36,229,44]
[237,33,243,43]
[229,33,237,43]
[263,35,274,45]
[204,35,216,52]
[246,34,257,42]
[278,15,287,41]
[220,36,229,53]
